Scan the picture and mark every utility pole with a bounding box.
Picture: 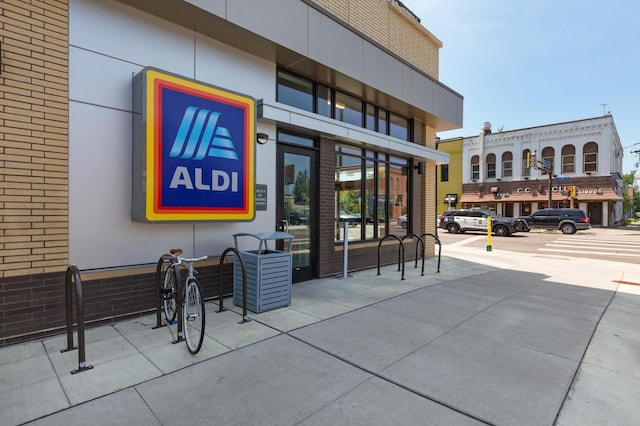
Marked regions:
[528,151,553,208]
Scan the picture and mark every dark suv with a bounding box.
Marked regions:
[438,209,528,237]
[517,208,590,234]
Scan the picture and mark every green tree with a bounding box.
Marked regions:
[293,169,310,204]
[622,170,640,221]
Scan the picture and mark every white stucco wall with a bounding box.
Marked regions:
[462,117,622,184]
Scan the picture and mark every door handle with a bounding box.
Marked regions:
[279,219,289,233]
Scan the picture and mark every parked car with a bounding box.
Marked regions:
[339,211,361,226]
[517,208,590,234]
[397,214,408,229]
[438,209,527,237]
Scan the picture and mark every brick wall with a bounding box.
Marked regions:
[0,0,70,278]
[311,0,440,78]
[0,262,234,346]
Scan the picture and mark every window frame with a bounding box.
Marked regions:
[334,143,411,242]
[486,153,496,179]
[277,68,412,142]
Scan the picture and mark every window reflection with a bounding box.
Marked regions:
[335,145,408,242]
[277,69,411,141]
[276,71,313,112]
[335,91,362,127]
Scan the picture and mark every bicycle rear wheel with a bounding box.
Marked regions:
[162,266,178,324]
[183,278,205,354]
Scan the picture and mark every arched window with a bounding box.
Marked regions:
[502,151,513,178]
[561,144,575,173]
[522,149,531,177]
[486,153,496,179]
[541,147,554,174]
[471,155,479,180]
[584,142,598,173]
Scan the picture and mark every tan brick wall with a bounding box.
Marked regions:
[423,126,437,246]
[311,0,440,78]
[0,0,69,278]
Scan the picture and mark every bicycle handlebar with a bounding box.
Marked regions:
[182,255,208,263]
[168,249,208,264]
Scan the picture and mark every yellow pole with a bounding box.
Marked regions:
[486,216,492,252]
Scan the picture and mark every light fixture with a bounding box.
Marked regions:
[256,133,269,145]
[414,162,425,175]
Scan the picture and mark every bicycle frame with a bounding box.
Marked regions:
[156,249,207,353]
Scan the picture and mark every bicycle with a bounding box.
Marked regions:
[160,249,207,354]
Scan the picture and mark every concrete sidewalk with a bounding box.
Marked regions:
[2,246,639,425]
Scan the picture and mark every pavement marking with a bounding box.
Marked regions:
[544,244,640,253]
[611,279,640,286]
[539,248,640,257]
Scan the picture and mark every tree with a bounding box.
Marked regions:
[293,169,310,204]
[622,170,640,220]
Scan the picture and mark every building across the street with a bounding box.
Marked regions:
[0,0,462,345]
[437,116,624,226]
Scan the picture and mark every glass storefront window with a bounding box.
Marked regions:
[335,91,363,127]
[278,132,315,148]
[365,104,376,131]
[316,84,332,118]
[389,112,409,141]
[277,70,313,112]
[335,146,362,242]
[377,108,387,135]
[277,69,412,141]
[335,145,408,242]
[364,160,376,240]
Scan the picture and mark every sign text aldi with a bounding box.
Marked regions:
[133,68,255,222]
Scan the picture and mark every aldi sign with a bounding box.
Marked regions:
[132,68,255,222]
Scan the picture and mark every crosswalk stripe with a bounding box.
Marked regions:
[541,235,640,257]
[539,248,640,257]
[544,244,640,253]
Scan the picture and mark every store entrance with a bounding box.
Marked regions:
[276,142,317,283]
[587,202,602,225]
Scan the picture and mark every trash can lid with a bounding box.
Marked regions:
[233,231,294,241]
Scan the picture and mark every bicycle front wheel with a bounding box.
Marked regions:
[183,278,205,354]
[162,266,178,324]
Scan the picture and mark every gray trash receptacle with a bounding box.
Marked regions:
[232,232,294,313]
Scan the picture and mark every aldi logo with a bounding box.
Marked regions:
[132,68,255,222]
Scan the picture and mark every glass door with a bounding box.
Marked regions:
[277,144,316,283]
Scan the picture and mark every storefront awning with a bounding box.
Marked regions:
[460,188,623,203]
[576,188,623,201]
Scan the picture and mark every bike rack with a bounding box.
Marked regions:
[154,253,175,329]
[62,264,93,374]
[420,233,442,273]
[217,247,251,323]
[402,234,426,276]
[154,253,187,344]
[377,234,405,279]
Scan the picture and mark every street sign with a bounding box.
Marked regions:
[555,177,569,181]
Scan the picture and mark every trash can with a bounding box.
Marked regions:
[232,232,294,313]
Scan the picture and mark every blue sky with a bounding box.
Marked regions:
[401,0,640,174]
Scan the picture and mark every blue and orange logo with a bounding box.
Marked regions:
[140,68,255,222]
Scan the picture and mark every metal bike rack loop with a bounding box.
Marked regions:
[154,253,174,329]
[62,264,94,374]
[402,234,426,276]
[377,234,405,280]
[154,252,186,344]
[217,247,251,323]
[420,233,442,273]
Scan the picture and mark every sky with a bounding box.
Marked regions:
[401,0,640,174]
